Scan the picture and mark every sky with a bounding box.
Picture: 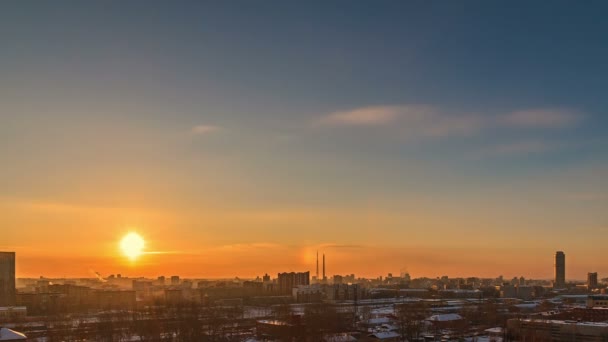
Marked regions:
[1,1,607,280]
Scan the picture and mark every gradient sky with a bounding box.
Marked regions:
[1,1,607,280]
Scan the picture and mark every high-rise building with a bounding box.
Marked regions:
[170,276,180,286]
[588,272,599,289]
[554,251,566,289]
[277,272,309,294]
[0,252,16,306]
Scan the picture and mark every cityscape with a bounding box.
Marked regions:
[2,250,608,341]
[2,1,608,341]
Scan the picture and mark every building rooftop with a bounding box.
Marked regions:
[519,318,608,327]
[257,319,292,326]
[368,331,400,340]
[0,328,27,341]
[427,313,463,322]
[323,333,357,342]
[589,295,608,300]
[366,317,392,325]
[484,327,503,334]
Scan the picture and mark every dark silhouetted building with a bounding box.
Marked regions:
[170,275,180,285]
[277,272,309,294]
[0,252,16,306]
[588,272,598,289]
[554,251,565,289]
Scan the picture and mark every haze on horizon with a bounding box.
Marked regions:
[1,1,607,281]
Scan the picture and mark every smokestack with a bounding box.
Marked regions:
[316,251,319,280]
[323,253,326,281]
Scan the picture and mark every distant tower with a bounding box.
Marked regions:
[554,251,566,289]
[316,251,319,281]
[323,253,326,282]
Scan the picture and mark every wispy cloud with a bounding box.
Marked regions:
[191,124,220,134]
[318,105,484,138]
[499,109,580,128]
[319,105,406,125]
[318,105,581,139]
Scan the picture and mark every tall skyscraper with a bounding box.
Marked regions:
[554,251,565,289]
[0,252,16,306]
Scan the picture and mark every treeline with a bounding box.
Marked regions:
[12,303,248,342]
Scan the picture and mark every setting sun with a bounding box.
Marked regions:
[120,232,145,261]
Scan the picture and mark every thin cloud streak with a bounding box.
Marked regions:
[319,106,401,125]
[318,105,484,138]
[191,124,221,134]
[318,105,582,139]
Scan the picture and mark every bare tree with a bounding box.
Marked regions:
[395,301,429,342]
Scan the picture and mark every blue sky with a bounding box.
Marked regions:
[1,1,607,278]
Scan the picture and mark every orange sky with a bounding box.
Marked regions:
[2,2,608,282]
[2,194,606,280]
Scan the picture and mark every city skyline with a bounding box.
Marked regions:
[2,1,608,279]
[0,249,601,283]
[3,249,603,282]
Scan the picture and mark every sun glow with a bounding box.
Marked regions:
[120,232,145,260]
